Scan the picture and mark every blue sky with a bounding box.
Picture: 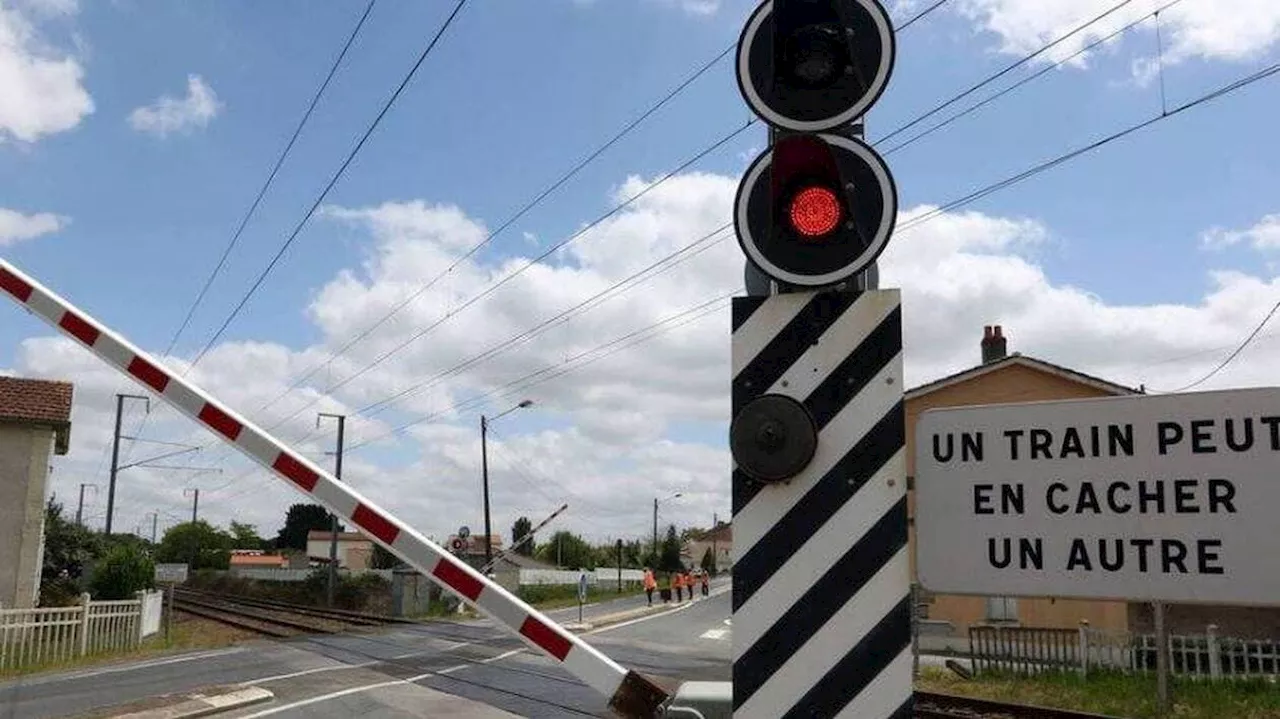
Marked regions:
[3,0,1279,541]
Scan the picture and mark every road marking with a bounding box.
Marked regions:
[241,661,378,685]
[586,584,732,636]
[237,648,526,716]
[700,629,729,640]
[9,647,246,686]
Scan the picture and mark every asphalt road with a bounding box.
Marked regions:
[0,585,731,719]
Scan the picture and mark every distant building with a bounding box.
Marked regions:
[228,550,289,569]
[306,530,374,570]
[0,376,73,609]
[683,523,732,572]
[444,534,504,557]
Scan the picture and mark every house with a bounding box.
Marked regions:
[682,523,732,572]
[445,534,504,557]
[907,326,1140,635]
[0,376,73,609]
[228,550,289,569]
[306,530,374,570]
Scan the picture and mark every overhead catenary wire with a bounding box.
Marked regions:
[99,1,380,483]
[185,0,470,370]
[1154,298,1280,393]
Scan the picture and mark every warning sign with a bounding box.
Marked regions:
[914,387,1280,605]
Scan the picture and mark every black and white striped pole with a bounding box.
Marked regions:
[730,1,909,717]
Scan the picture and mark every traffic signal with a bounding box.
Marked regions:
[735,0,898,290]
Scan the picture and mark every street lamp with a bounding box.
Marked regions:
[653,492,683,557]
[481,399,533,569]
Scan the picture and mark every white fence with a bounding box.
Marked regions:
[968,621,1280,681]
[0,591,162,671]
[518,568,646,586]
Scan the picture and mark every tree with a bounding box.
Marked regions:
[155,521,233,570]
[90,544,154,600]
[535,530,595,569]
[275,503,332,550]
[511,516,534,556]
[700,546,716,575]
[40,499,101,606]
[229,521,265,550]
[659,524,683,572]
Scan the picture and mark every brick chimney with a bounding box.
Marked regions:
[981,325,1008,364]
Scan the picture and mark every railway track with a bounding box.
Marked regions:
[171,589,406,638]
[915,692,1124,719]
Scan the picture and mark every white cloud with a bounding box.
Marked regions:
[0,3,93,143]
[128,74,221,137]
[14,0,78,17]
[0,207,67,246]
[956,0,1280,71]
[1202,214,1280,252]
[11,170,1280,549]
[645,0,721,16]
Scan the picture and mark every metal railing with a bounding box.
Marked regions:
[968,621,1280,681]
[0,592,161,671]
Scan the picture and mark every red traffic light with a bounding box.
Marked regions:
[788,185,842,239]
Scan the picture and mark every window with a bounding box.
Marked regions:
[985,596,1018,622]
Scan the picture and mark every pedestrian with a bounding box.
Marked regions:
[700,570,709,597]
[683,571,693,601]
[674,571,684,602]
[643,567,657,606]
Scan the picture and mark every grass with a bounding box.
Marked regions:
[0,615,258,680]
[518,583,648,611]
[919,666,1280,718]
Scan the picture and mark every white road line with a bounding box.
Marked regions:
[586,584,732,635]
[11,647,246,685]
[241,661,378,685]
[700,629,729,640]
[237,648,527,716]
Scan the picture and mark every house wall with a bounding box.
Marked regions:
[684,538,733,572]
[0,423,56,609]
[907,362,1130,633]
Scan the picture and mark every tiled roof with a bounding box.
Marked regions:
[0,376,73,426]
[905,354,1141,400]
[0,376,74,454]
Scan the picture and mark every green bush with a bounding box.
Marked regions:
[90,545,155,600]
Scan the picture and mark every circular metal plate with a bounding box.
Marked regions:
[731,394,818,482]
[736,0,897,133]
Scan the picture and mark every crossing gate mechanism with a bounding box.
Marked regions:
[0,259,669,718]
[729,0,912,717]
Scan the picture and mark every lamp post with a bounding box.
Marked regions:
[481,399,533,570]
[653,492,683,560]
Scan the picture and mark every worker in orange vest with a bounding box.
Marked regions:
[700,570,710,597]
[643,567,657,606]
[673,571,684,602]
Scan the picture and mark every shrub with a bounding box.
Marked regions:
[90,545,155,600]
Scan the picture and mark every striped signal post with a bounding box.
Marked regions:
[729,1,911,717]
[0,259,668,718]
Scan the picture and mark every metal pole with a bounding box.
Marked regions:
[617,539,623,593]
[653,498,658,557]
[150,512,158,543]
[712,512,718,574]
[481,415,492,570]
[76,483,89,526]
[1155,601,1170,717]
[106,395,124,535]
[190,488,199,523]
[319,413,346,608]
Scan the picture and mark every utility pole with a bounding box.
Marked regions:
[149,512,159,543]
[712,511,718,574]
[106,393,149,535]
[652,492,682,563]
[184,488,200,523]
[481,414,492,570]
[318,412,346,608]
[479,399,532,572]
[75,483,95,526]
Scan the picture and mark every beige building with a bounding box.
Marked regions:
[908,326,1139,635]
[683,523,732,572]
[306,530,374,570]
[0,376,73,609]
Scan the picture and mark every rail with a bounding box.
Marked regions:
[914,692,1123,719]
[0,257,667,717]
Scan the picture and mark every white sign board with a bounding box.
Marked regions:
[915,387,1280,606]
[154,563,189,584]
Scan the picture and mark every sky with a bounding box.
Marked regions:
[2,0,1279,550]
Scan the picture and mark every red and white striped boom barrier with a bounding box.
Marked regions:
[0,259,668,717]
